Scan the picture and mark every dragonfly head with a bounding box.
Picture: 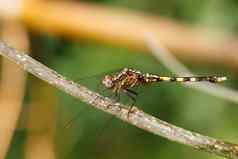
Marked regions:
[102,75,114,89]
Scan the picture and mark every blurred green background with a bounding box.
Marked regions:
[5,0,238,159]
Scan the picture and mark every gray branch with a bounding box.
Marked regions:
[0,41,238,159]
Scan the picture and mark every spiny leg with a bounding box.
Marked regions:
[126,89,138,96]
[111,90,120,102]
[124,89,138,118]
[91,83,109,106]
[114,91,120,103]
[105,90,121,109]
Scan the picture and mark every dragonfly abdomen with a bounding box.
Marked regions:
[144,75,227,83]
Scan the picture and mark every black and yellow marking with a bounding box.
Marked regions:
[108,68,227,92]
[150,76,227,83]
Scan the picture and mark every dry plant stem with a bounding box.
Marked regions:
[25,85,57,159]
[22,1,238,70]
[0,20,28,159]
[145,33,238,104]
[0,42,238,159]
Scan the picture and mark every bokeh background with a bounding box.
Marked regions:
[0,0,238,159]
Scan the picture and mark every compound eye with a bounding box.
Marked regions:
[102,75,114,88]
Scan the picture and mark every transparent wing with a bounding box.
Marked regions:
[56,68,162,158]
[56,68,125,157]
[62,69,121,130]
[73,68,124,96]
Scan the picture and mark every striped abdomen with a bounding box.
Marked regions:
[145,75,227,83]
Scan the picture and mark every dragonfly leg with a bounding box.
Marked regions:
[110,91,120,102]
[106,90,120,109]
[114,91,120,102]
[124,89,137,118]
[126,89,138,96]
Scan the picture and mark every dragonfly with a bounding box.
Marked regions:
[61,67,227,157]
[101,68,227,111]
[65,67,227,127]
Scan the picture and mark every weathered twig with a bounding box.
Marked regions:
[0,41,238,158]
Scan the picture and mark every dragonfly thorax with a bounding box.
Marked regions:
[102,69,142,92]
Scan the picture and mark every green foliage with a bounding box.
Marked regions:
[7,0,238,159]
